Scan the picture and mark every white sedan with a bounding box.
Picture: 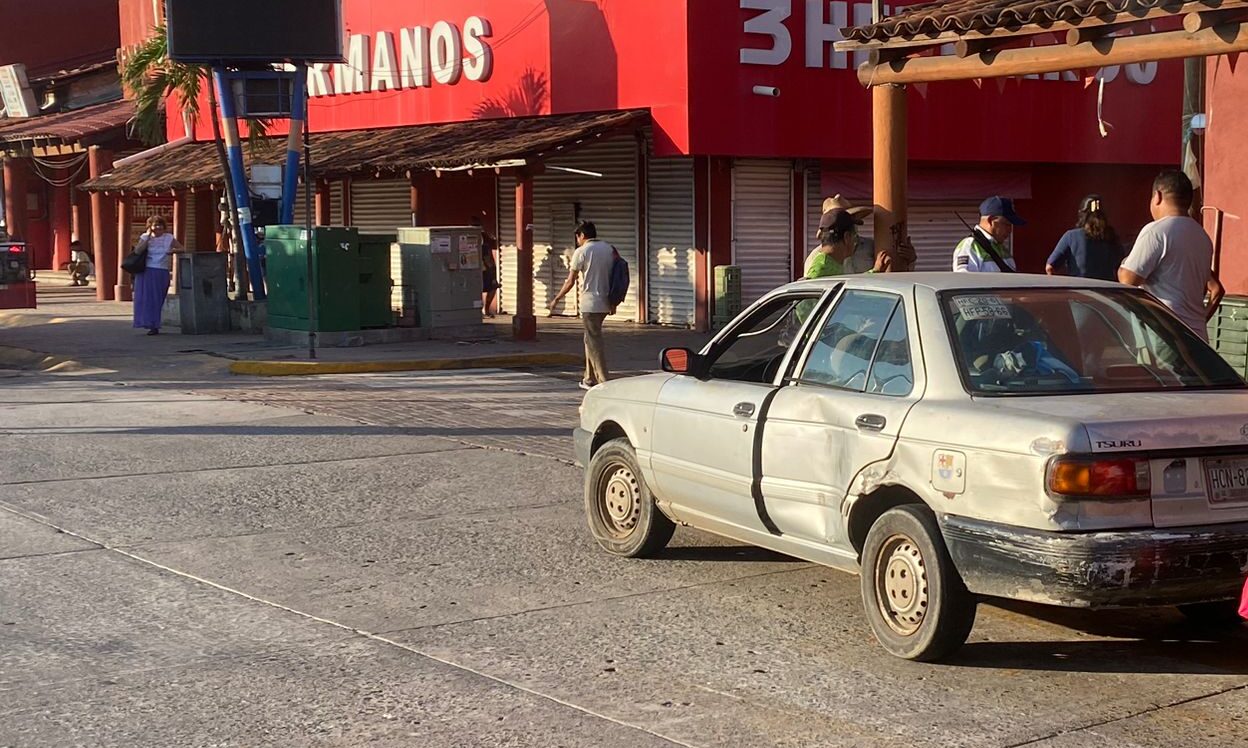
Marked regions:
[574,273,1248,661]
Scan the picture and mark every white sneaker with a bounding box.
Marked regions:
[579,380,593,390]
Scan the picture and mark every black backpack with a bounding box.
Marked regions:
[608,246,630,307]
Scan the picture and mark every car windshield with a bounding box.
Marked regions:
[942,288,1245,395]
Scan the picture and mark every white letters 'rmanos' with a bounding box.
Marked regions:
[463,16,494,83]
[430,21,463,85]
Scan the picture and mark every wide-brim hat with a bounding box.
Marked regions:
[822,194,873,220]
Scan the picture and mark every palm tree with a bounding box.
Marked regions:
[120,25,252,296]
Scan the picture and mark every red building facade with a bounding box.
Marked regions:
[170,0,1183,327]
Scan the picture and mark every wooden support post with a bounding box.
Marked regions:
[193,188,216,252]
[409,172,420,227]
[3,158,28,244]
[88,147,116,301]
[873,84,908,271]
[115,195,133,302]
[173,190,187,245]
[513,172,537,341]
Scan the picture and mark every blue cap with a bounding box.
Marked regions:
[980,196,1026,226]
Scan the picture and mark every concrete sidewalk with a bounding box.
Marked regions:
[0,273,711,380]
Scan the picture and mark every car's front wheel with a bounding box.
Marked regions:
[861,504,977,661]
[585,437,674,558]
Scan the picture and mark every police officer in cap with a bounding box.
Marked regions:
[953,196,1025,272]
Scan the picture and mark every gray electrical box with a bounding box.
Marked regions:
[177,251,231,334]
[392,227,484,328]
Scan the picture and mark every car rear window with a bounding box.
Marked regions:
[942,288,1245,395]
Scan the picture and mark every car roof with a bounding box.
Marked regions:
[780,272,1122,294]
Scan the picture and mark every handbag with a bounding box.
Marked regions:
[121,246,148,275]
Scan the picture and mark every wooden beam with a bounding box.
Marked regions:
[1185,7,1248,32]
[857,22,1248,86]
[955,37,1014,57]
[1065,18,1157,45]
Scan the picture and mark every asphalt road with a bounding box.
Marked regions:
[2,367,1247,747]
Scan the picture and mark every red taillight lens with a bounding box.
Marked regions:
[7,246,23,254]
[1048,457,1151,498]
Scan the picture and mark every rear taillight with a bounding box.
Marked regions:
[1047,456,1151,498]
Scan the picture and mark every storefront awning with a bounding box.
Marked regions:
[0,98,134,150]
[81,109,649,194]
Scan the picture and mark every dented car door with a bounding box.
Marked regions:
[759,290,924,547]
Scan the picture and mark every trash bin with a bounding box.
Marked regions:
[178,251,231,334]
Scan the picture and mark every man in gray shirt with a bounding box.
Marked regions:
[1119,170,1224,341]
[549,220,615,389]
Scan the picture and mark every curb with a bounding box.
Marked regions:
[229,352,584,376]
[0,344,87,372]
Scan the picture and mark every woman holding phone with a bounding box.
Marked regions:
[132,215,183,335]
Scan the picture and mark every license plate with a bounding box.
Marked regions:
[1204,457,1248,505]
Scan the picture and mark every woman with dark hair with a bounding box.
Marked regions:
[1045,194,1124,281]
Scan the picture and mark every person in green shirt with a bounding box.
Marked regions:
[807,209,891,279]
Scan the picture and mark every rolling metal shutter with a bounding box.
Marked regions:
[647,156,696,327]
[733,159,792,304]
[293,181,345,226]
[495,134,642,321]
[907,204,982,271]
[350,178,411,234]
[805,166,822,257]
[497,175,516,314]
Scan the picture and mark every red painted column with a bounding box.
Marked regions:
[693,156,710,333]
[315,180,332,225]
[115,195,134,302]
[51,177,72,270]
[3,158,28,243]
[88,147,116,301]
[72,189,91,251]
[194,188,216,251]
[172,190,188,245]
[513,172,537,341]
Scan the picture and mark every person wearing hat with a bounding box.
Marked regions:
[807,208,891,280]
[807,195,917,274]
[953,196,1025,272]
[1044,194,1123,281]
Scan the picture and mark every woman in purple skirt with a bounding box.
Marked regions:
[131,215,183,335]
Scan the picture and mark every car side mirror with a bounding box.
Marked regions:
[661,347,701,376]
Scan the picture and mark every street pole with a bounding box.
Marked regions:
[302,75,317,360]
[213,68,266,300]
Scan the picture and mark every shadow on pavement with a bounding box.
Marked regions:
[952,636,1248,675]
[0,424,571,438]
[657,545,804,563]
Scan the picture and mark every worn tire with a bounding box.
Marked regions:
[860,504,977,662]
[585,437,675,558]
[1178,599,1244,626]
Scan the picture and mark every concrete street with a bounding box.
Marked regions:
[2,304,1248,746]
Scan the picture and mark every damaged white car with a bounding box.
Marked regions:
[574,273,1248,661]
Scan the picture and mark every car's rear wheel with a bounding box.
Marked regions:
[585,437,674,558]
[1178,599,1244,626]
[861,504,977,661]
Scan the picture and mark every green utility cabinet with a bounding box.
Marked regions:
[358,233,394,328]
[1209,295,1248,378]
[393,227,484,328]
[265,225,362,332]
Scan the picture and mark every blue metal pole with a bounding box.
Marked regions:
[213,68,266,300]
[280,67,306,225]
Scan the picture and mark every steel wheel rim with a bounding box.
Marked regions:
[873,533,929,636]
[598,465,641,539]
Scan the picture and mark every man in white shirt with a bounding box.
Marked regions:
[549,220,615,389]
[1119,169,1224,341]
[952,196,1023,272]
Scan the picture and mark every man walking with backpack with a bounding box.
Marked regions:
[549,220,627,389]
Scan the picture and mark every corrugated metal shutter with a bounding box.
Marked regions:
[293,181,345,226]
[183,203,198,251]
[805,166,822,257]
[497,175,516,315]
[647,156,695,327]
[733,159,793,304]
[495,134,642,321]
[907,204,982,271]
[350,178,411,234]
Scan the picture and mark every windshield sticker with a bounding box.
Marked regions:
[955,296,1012,320]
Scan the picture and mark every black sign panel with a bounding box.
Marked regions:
[166,0,343,63]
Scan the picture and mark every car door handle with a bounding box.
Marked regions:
[733,402,756,418]
[855,413,887,432]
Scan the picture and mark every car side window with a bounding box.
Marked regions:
[798,290,900,392]
[866,304,914,396]
[707,294,823,384]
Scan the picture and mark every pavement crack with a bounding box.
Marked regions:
[1003,681,1248,747]
[0,545,103,562]
[0,446,475,486]
[0,502,701,748]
